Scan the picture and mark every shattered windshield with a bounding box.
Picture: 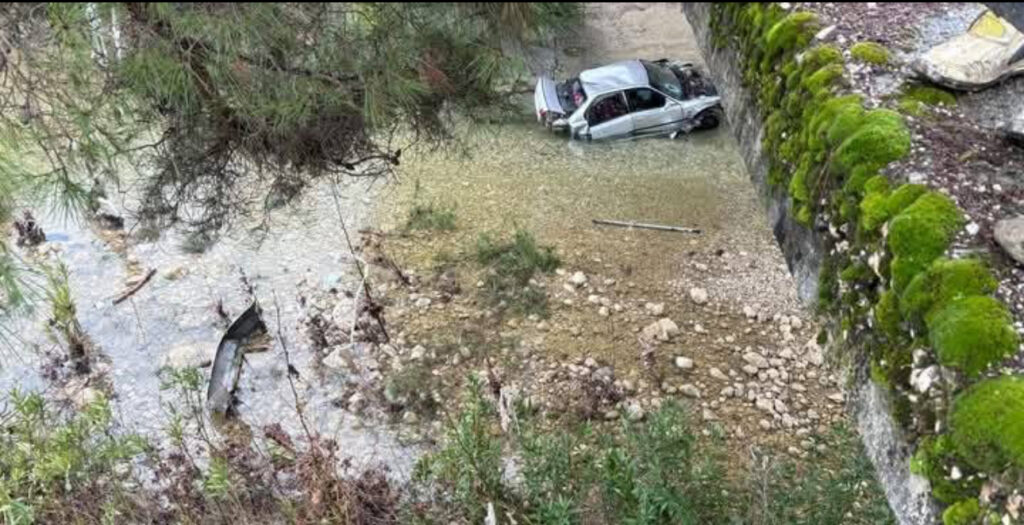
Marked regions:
[641,60,683,100]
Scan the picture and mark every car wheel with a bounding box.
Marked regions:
[695,107,722,130]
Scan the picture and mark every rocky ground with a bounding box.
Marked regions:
[796,1,1024,369]
[299,224,849,467]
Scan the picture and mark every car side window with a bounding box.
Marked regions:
[586,92,628,125]
[626,88,666,111]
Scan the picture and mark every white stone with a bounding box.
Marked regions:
[645,302,665,316]
[642,318,680,342]
[995,216,1024,264]
[689,287,709,305]
[598,306,610,317]
[680,384,701,398]
[162,344,214,369]
[569,271,588,287]
[410,345,427,361]
[675,356,695,370]
[743,351,769,369]
[743,305,757,319]
[709,367,729,381]
[910,365,940,394]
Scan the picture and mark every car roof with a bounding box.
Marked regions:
[579,59,649,96]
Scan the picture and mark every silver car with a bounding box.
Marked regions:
[534,58,722,140]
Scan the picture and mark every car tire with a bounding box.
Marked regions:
[694,107,723,130]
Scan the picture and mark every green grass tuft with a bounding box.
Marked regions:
[475,229,560,315]
[406,202,457,231]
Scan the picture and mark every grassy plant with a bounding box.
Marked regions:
[475,229,560,316]
[407,202,457,231]
[414,377,506,522]
[43,262,88,364]
[0,390,149,524]
[416,380,731,524]
[740,425,895,525]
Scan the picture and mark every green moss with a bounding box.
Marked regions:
[796,204,812,226]
[802,63,845,95]
[942,499,980,525]
[883,183,923,213]
[902,84,957,107]
[842,165,879,196]
[875,290,902,338]
[950,376,1024,473]
[850,41,890,66]
[910,435,983,504]
[859,190,891,232]
[863,175,891,195]
[887,192,963,291]
[824,103,867,147]
[789,161,811,203]
[898,98,926,117]
[840,261,872,283]
[834,109,910,173]
[900,258,998,326]
[764,12,820,61]
[928,296,1019,377]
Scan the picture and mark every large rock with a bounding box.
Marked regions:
[995,215,1024,265]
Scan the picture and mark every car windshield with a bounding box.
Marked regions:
[641,60,683,100]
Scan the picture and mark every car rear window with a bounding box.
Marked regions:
[557,78,587,113]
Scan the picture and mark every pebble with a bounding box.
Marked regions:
[709,367,729,381]
[410,345,426,361]
[759,419,772,431]
[569,271,588,287]
[402,411,419,424]
[598,306,610,317]
[742,351,769,369]
[680,384,701,398]
[675,356,695,370]
[689,287,709,305]
[625,402,645,422]
[645,302,665,316]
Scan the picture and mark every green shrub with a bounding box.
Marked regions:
[0,391,149,524]
[476,229,560,315]
[928,296,1018,377]
[942,499,980,525]
[950,376,1024,472]
[850,41,890,65]
[900,258,998,326]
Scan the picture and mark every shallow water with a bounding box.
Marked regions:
[2,2,787,478]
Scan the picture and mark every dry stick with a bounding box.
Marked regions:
[328,178,390,343]
[272,292,313,441]
[592,219,701,234]
[112,268,157,305]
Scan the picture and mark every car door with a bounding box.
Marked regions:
[626,88,684,136]
[583,91,633,140]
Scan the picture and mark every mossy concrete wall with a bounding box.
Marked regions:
[682,4,938,523]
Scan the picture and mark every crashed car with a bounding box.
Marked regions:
[534,58,722,140]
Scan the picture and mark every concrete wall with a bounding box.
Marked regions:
[681,4,938,524]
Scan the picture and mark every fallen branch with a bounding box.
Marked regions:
[112,268,157,305]
[592,219,701,234]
